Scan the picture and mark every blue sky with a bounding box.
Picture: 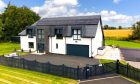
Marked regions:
[1,0,140,27]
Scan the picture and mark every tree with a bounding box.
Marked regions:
[118,26,122,29]
[0,17,3,40]
[104,25,109,29]
[110,26,116,30]
[1,5,40,41]
[129,21,140,40]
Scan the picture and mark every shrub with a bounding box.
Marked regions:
[128,21,140,40]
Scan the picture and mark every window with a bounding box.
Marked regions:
[55,29,63,39]
[37,29,44,41]
[56,43,58,49]
[27,29,33,38]
[29,42,34,48]
[73,29,81,40]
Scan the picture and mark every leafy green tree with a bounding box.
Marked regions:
[110,26,116,30]
[118,26,122,29]
[104,25,109,30]
[129,21,140,40]
[1,5,40,41]
[0,17,3,40]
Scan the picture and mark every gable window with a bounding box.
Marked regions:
[29,42,34,48]
[27,29,33,38]
[55,29,63,39]
[73,29,81,40]
[37,29,44,41]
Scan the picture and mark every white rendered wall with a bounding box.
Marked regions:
[20,35,36,51]
[91,21,103,57]
[49,22,103,57]
[49,36,66,54]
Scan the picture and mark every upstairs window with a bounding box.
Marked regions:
[55,29,63,39]
[27,29,33,38]
[72,29,81,40]
[37,29,44,41]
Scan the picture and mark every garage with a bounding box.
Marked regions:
[66,44,89,57]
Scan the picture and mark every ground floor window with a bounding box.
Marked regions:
[29,42,34,48]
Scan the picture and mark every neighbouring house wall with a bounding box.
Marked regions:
[20,35,36,51]
[92,21,103,56]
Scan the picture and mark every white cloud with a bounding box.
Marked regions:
[53,0,78,6]
[100,10,133,23]
[31,0,78,18]
[113,0,121,4]
[31,0,140,27]
[0,0,7,14]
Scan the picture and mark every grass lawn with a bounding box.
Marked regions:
[100,59,127,65]
[0,65,77,84]
[0,42,28,56]
[105,40,140,49]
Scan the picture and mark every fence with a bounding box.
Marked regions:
[10,36,20,43]
[118,62,140,82]
[0,56,140,82]
[0,56,115,80]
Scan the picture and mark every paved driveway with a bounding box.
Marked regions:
[120,48,140,69]
[80,76,135,84]
[21,54,99,68]
[120,48,140,62]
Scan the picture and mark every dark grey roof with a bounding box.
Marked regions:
[36,15,101,26]
[18,29,26,36]
[18,24,36,36]
[82,25,98,38]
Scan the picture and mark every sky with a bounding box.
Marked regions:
[0,0,140,27]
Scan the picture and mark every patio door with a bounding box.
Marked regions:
[38,43,44,53]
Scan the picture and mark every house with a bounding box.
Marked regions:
[19,15,104,57]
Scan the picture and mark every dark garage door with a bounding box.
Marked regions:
[66,44,89,57]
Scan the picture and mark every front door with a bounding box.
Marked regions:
[38,43,44,53]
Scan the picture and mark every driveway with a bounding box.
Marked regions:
[80,76,135,84]
[120,48,140,69]
[95,46,121,60]
[120,48,140,62]
[21,54,99,68]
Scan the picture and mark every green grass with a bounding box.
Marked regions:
[0,42,20,55]
[0,65,77,84]
[99,59,115,64]
[105,40,140,49]
[121,75,140,84]
[100,59,127,65]
[0,42,29,56]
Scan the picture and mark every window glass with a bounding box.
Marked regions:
[73,29,81,40]
[56,43,58,49]
[55,28,63,39]
[78,35,81,39]
[27,29,33,38]
[74,30,77,34]
[78,30,81,34]
[29,42,34,48]
[37,29,44,41]
[73,35,77,39]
